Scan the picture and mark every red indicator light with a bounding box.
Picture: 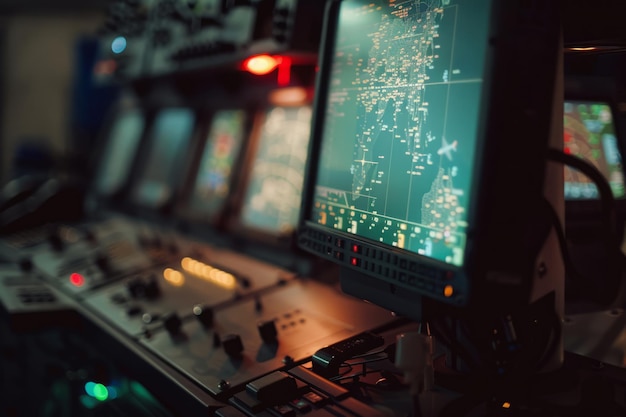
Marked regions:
[352,244,359,253]
[564,146,571,155]
[351,257,359,266]
[243,54,279,75]
[70,273,85,287]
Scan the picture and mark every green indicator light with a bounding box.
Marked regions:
[93,383,109,401]
[84,381,96,397]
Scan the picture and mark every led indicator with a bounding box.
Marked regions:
[502,402,511,409]
[243,54,279,75]
[70,273,85,287]
[92,383,109,401]
[163,268,185,287]
[444,285,454,298]
[85,381,109,401]
[111,36,127,54]
[84,381,96,397]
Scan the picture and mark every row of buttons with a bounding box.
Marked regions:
[301,229,460,303]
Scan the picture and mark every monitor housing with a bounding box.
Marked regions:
[298,0,563,332]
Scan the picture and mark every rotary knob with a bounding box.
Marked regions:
[222,334,244,358]
[258,320,278,344]
[163,312,182,336]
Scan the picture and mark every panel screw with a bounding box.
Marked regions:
[218,380,230,391]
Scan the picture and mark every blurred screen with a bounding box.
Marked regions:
[95,110,145,196]
[240,106,312,234]
[132,108,195,208]
[564,101,625,200]
[188,110,246,219]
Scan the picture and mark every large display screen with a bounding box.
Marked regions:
[94,109,145,196]
[563,100,625,200]
[188,110,247,219]
[309,0,491,267]
[240,106,312,234]
[131,108,195,208]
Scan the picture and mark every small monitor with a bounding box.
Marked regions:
[298,0,562,319]
[239,105,312,236]
[130,107,196,209]
[187,109,248,222]
[94,108,146,197]
[563,100,625,200]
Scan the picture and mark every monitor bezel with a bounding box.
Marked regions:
[297,0,562,315]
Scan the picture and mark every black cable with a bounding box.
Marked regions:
[546,148,618,245]
[547,147,625,306]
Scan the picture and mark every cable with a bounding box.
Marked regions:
[547,147,625,306]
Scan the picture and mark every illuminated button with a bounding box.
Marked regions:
[351,244,361,253]
[350,257,360,267]
[69,273,85,287]
[444,285,454,298]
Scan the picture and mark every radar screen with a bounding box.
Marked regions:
[239,106,312,234]
[310,0,491,267]
[564,101,625,200]
[132,108,195,208]
[188,110,247,219]
[95,109,145,196]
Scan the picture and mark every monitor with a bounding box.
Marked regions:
[298,0,562,323]
[187,109,248,223]
[130,107,196,209]
[563,100,625,200]
[94,108,146,197]
[238,105,312,236]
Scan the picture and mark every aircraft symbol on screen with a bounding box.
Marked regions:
[437,138,458,161]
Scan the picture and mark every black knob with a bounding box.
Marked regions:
[222,334,243,358]
[163,312,182,336]
[193,304,214,328]
[127,277,144,298]
[258,320,278,344]
[48,232,64,252]
[95,253,110,272]
[254,296,263,312]
[126,305,143,316]
[143,275,161,299]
